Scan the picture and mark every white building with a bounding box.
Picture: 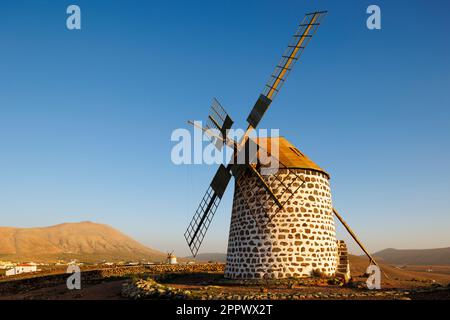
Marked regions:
[5,263,37,276]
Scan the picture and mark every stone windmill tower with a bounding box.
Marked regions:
[224,137,339,278]
[184,11,380,280]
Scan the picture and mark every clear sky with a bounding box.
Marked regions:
[1,0,449,256]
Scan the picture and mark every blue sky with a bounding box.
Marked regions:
[1,0,449,256]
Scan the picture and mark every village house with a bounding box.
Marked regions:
[5,263,38,276]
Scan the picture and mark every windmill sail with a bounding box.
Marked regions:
[263,11,327,100]
[184,186,221,257]
[184,165,231,257]
[246,11,327,129]
[205,98,234,150]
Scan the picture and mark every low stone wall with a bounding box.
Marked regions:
[0,264,224,296]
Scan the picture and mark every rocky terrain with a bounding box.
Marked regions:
[1,222,449,300]
[122,272,450,300]
[0,263,224,300]
[0,256,449,300]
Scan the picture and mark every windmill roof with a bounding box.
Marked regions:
[251,136,329,179]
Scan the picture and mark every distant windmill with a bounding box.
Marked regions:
[167,250,177,265]
[184,11,381,279]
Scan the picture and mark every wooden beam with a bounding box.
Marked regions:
[247,165,283,209]
[332,207,389,279]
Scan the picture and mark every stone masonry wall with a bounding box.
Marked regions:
[336,240,351,282]
[225,168,339,279]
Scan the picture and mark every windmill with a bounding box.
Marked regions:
[184,11,382,279]
[167,250,177,264]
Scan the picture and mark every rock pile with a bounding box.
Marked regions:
[122,275,426,300]
[122,274,450,300]
[98,263,224,278]
[122,278,193,299]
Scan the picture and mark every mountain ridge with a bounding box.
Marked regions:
[184,252,227,263]
[0,221,166,263]
[187,247,450,266]
[373,247,450,265]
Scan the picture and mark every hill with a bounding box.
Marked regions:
[186,246,450,267]
[0,221,166,263]
[187,253,450,285]
[373,247,450,266]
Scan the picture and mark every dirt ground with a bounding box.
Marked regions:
[0,256,449,300]
[0,279,127,300]
[2,272,448,300]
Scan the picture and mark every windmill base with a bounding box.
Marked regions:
[224,168,348,279]
[224,239,350,280]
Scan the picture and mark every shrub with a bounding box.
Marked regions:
[311,269,327,278]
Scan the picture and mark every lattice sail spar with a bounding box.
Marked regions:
[184,186,221,257]
[246,11,327,129]
[205,98,234,150]
[184,165,231,257]
[263,11,327,100]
